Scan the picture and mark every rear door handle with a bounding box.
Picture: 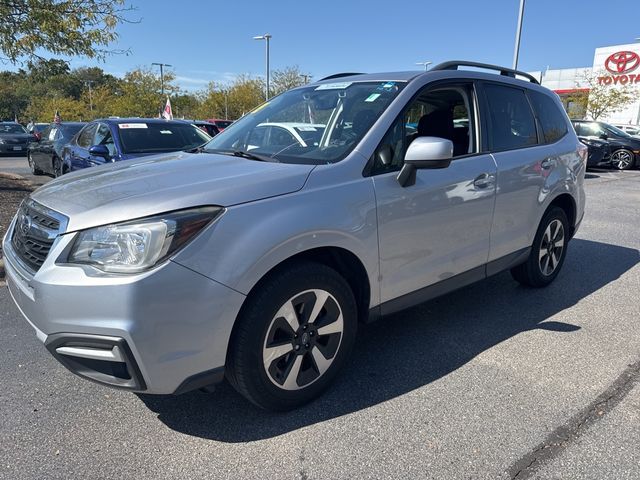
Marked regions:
[473,173,495,189]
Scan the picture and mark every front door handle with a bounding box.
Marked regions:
[473,173,495,189]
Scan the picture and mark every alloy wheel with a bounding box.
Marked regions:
[539,219,565,276]
[611,149,633,170]
[262,289,344,391]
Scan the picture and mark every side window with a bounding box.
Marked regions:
[76,124,97,148]
[94,123,116,156]
[247,126,267,149]
[369,84,476,175]
[528,91,568,143]
[269,127,296,147]
[581,122,605,137]
[40,126,52,140]
[572,123,582,135]
[484,83,537,151]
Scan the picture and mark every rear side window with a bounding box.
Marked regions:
[484,83,537,151]
[528,91,568,143]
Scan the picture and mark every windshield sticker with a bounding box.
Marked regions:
[364,93,381,102]
[159,130,173,134]
[119,123,148,129]
[376,81,397,91]
[315,82,352,91]
[297,126,317,131]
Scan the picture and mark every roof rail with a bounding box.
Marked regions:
[430,61,539,84]
[319,72,365,81]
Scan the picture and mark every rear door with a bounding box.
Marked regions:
[69,123,98,170]
[373,81,497,307]
[481,83,569,262]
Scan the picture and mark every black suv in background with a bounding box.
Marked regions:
[572,120,640,170]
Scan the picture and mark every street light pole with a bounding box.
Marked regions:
[415,61,432,71]
[512,0,526,69]
[253,34,272,100]
[151,62,172,97]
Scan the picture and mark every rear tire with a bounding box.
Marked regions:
[226,262,357,411]
[611,148,635,170]
[511,207,569,288]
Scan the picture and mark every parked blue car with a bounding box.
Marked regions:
[61,118,211,174]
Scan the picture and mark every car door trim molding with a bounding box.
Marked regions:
[368,247,530,320]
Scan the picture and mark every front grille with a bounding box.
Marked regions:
[10,200,63,272]
[4,138,27,145]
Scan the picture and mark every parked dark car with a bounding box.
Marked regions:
[190,120,220,137]
[61,118,211,173]
[572,120,640,170]
[578,136,610,169]
[29,122,50,140]
[0,122,32,155]
[205,118,234,132]
[27,122,86,177]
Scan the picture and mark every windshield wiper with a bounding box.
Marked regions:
[230,150,274,162]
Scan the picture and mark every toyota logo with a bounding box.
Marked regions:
[605,51,640,74]
[18,212,31,236]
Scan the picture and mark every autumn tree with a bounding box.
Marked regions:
[568,69,638,120]
[107,68,177,117]
[270,65,311,96]
[0,0,134,63]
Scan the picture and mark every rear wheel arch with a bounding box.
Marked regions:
[548,193,576,238]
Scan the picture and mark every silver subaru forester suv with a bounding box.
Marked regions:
[4,62,586,411]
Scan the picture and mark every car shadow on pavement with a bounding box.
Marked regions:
[138,238,640,442]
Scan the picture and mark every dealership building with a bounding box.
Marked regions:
[528,42,640,125]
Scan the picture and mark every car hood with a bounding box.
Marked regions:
[31,151,315,232]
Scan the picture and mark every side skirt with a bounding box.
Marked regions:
[367,247,531,321]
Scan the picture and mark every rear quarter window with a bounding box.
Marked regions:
[528,91,568,144]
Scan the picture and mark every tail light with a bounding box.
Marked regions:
[577,142,588,164]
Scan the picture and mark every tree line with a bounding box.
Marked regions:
[0,59,310,123]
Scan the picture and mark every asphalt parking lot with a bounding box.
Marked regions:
[1,157,639,479]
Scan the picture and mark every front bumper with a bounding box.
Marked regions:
[0,143,28,154]
[3,217,246,394]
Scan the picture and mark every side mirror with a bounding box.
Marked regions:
[89,144,110,159]
[599,133,608,140]
[397,136,453,187]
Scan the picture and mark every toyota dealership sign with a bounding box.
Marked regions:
[599,50,640,85]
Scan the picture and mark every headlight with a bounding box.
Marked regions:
[67,206,223,273]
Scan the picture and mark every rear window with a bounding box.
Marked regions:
[528,91,568,144]
[60,124,84,139]
[118,122,210,153]
[484,83,538,151]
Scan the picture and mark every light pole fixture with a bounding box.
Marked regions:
[512,0,526,69]
[253,34,272,100]
[415,61,432,71]
[151,62,172,96]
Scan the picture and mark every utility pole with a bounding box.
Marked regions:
[512,0,526,69]
[85,80,94,117]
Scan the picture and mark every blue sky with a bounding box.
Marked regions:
[38,0,640,90]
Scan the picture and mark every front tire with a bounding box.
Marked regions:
[611,148,635,170]
[53,156,63,177]
[28,152,43,175]
[511,207,569,288]
[226,262,357,411]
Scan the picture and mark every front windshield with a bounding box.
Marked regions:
[605,124,631,137]
[0,124,27,134]
[203,81,405,164]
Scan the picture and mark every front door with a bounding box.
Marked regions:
[372,82,497,306]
